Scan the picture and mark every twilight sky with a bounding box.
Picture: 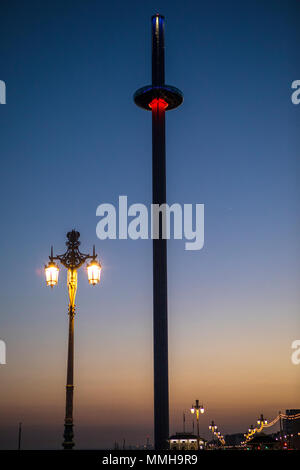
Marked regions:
[0,0,300,449]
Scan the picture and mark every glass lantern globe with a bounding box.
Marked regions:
[87,260,102,286]
[45,261,59,287]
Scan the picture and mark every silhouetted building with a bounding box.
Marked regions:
[224,433,244,447]
[283,409,300,450]
[283,409,300,436]
[246,433,280,450]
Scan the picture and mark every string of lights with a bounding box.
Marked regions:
[280,412,300,420]
[214,432,225,446]
[263,415,280,428]
[242,411,300,445]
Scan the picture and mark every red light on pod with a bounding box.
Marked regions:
[149,98,168,110]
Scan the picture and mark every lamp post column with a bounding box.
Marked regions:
[63,269,77,450]
[196,411,200,450]
[279,411,283,450]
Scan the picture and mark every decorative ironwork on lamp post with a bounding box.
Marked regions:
[44,230,102,449]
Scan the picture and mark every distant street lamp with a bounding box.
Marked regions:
[190,400,204,450]
[257,414,267,426]
[209,420,218,446]
[209,420,218,433]
[44,230,101,449]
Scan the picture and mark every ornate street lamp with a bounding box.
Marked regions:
[257,414,268,426]
[190,400,205,450]
[209,420,218,433]
[209,420,217,446]
[248,424,255,433]
[44,230,101,449]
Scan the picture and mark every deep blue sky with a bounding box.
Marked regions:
[0,0,300,449]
